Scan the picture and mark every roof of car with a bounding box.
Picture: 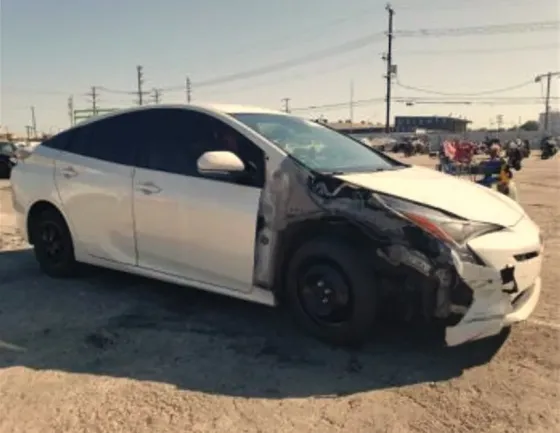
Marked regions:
[195,103,285,115]
[69,103,287,131]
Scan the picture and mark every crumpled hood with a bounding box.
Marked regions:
[335,166,525,227]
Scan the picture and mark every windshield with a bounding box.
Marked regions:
[230,113,400,173]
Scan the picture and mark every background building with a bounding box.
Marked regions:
[394,116,471,133]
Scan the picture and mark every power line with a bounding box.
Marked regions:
[395,0,555,12]
[223,5,379,60]
[7,21,558,99]
[96,86,136,95]
[396,44,560,56]
[291,96,559,112]
[394,20,559,38]
[168,33,385,89]
[394,79,535,96]
[162,21,558,90]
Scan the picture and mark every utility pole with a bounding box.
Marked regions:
[30,106,37,138]
[186,76,192,103]
[281,97,291,113]
[68,96,74,126]
[349,80,354,130]
[383,4,395,133]
[152,88,161,104]
[25,125,32,142]
[87,86,98,116]
[137,65,144,105]
[535,71,560,132]
[496,114,504,131]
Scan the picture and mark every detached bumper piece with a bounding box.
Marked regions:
[445,261,541,347]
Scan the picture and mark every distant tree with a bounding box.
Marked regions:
[519,120,539,131]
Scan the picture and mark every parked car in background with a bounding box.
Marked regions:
[10,104,543,348]
[0,141,17,178]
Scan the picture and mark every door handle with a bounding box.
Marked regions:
[60,166,77,178]
[135,181,162,195]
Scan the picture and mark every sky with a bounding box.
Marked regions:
[0,0,559,134]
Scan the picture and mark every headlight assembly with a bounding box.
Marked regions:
[373,193,503,264]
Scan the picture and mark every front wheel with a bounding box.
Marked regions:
[284,238,377,347]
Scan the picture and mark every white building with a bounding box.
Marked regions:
[538,111,560,134]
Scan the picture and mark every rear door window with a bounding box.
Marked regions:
[65,112,147,166]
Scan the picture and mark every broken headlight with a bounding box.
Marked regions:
[374,193,503,263]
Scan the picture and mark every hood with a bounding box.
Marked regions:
[335,166,524,227]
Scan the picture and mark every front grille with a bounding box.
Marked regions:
[514,251,539,262]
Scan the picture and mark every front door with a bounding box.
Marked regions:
[132,108,264,292]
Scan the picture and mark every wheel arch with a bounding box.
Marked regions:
[26,200,68,245]
[273,217,373,296]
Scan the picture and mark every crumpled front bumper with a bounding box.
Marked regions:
[446,274,541,346]
[444,216,543,346]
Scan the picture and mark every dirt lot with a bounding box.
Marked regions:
[0,154,559,433]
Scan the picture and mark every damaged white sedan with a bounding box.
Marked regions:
[10,104,542,347]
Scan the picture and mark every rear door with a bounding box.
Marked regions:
[53,113,139,265]
[133,108,264,292]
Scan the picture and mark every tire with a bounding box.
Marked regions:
[0,161,10,179]
[284,238,377,347]
[29,208,78,278]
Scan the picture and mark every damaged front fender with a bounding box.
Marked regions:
[251,153,540,347]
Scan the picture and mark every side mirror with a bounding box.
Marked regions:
[197,151,245,174]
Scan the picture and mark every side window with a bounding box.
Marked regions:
[137,109,196,175]
[201,115,266,188]
[139,109,265,188]
[42,129,74,151]
[66,112,145,166]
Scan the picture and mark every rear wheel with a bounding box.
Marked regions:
[30,208,78,278]
[285,238,377,347]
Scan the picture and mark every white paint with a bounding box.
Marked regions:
[337,166,524,226]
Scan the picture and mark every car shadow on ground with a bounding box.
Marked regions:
[0,248,510,399]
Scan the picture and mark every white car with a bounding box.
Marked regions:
[10,104,543,347]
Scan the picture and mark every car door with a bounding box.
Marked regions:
[53,113,138,265]
[133,108,263,293]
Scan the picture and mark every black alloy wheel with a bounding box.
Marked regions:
[32,208,78,278]
[38,220,66,265]
[285,238,377,347]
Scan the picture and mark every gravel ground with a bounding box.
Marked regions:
[0,154,559,433]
